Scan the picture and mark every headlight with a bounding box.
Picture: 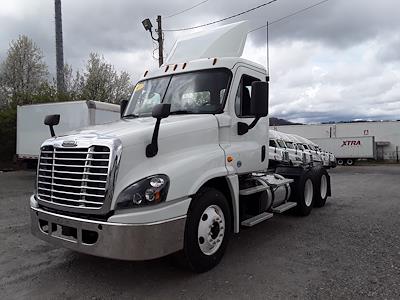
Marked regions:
[116,175,169,209]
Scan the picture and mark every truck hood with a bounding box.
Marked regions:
[61,114,218,148]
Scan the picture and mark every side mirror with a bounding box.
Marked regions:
[146,103,171,158]
[250,81,269,117]
[152,103,171,119]
[237,81,269,135]
[120,99,129,118]
[44,114,60,137]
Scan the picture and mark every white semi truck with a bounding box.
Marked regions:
[30,22,332,272]
[268,130,336,168]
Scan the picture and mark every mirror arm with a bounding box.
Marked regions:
[237,117,260,135]
[248,117,260,130]
[146,118,162,158]
[49,125,56,138]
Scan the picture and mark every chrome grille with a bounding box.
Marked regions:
[37,145,111,209]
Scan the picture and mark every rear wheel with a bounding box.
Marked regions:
[311,167,329,208]
[337,159,344,166]
[182,187,231,273]
[291,170,315,216]
[346,159,354,166]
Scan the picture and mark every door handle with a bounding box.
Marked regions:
[261,145,266,162]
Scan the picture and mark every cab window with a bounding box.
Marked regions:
[269,140,277,147]
[235,74,260,117]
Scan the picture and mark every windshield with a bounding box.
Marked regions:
[277,140,286,148]
[124,69,231,117]
[297,144,305,150]
[285,141,295,149]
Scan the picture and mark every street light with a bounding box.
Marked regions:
[142,18,153,32]
[142,16,164,67]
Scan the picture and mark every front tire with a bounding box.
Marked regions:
[182,187,231,273]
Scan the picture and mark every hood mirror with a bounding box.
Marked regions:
[44,114,60,137]
[146,103,171,158]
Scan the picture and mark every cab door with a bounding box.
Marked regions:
[222,66,268,174]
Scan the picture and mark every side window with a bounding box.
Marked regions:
[235,74,260,117]
[277,140,286,148]
[269,140,277,147]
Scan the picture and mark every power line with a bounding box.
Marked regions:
[164,0,279,32]
[249,0,330,33]
[165,0,209,19]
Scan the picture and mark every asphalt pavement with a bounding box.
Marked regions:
[0,165,399,299]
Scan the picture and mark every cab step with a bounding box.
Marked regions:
[239,184,269,196]
[272,202,297,213]
[241,212,273,227]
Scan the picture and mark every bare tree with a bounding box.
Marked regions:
[0,35,49,105]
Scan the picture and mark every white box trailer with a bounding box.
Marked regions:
[17,100,120,160]
[311,136,375,165]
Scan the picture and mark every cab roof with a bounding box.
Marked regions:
[140,21,266,81]
[140,57,266,81]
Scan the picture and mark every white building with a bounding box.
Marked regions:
[274,121,400,161]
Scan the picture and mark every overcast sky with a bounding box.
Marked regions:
[1,0,399,123]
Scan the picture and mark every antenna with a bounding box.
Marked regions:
[266,21,270,78]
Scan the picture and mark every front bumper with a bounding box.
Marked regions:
[30,199,186,261]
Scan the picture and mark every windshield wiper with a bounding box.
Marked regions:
[169,110,194,115]
[123,113,140,118]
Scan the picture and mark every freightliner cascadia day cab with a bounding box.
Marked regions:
[30,21,332,272]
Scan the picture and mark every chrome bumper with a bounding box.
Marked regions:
[30,205,186,261]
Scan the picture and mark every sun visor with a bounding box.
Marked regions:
[166,21,249,64]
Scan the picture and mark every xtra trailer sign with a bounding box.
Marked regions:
[311,136,375,159]
[341,140,362,147]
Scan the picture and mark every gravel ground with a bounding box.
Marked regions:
[0,165,399,299]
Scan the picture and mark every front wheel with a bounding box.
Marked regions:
[182,187,231,273]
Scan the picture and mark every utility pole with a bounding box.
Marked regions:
[156,15,164,67]
[142,16,164,67]
[55,0,65,94]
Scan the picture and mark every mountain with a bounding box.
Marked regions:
[269,117,302,126]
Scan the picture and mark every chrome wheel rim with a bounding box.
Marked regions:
[304,179,314,207]
[320,174,328,199]
[197,205,225,256]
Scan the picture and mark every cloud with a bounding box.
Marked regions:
[1,0,400,123]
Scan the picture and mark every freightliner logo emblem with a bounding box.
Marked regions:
[62,140,78,147]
